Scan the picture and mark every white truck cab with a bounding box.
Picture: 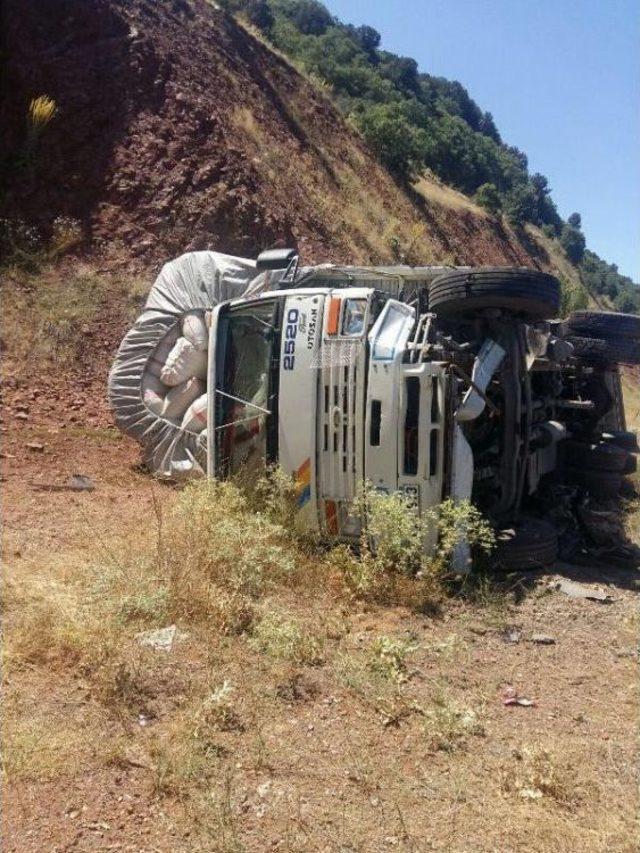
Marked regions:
[206,276,449,550]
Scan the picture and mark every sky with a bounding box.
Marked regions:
[326,0,640,281]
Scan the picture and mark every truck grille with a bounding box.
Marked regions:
[318,351,364,503]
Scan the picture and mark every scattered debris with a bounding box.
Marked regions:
[257,781,271,799]
[502,628,522,644]
[531,634,556,645]
[550,578,616,603]
[135,624,187,652]
[30,474,96,492]
[501,687,536,707]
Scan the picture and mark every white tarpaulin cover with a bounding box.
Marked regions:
[108,251,258,477]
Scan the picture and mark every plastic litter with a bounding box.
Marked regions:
[550,578,615,603]
[502,686,536,707]
[136,625,188,652]
[531,634,556,645]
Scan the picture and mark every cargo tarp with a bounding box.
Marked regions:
[108,251,258,477]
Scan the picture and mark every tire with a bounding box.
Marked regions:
[562,440,628,473]
[566,335,608,360]
[428,268,561,320]
[495,518,558,571]
[567,335,640,366]
[567,310,640,340]
[565,467,622,498]
[601,430,640,453]
[622,454,638,476]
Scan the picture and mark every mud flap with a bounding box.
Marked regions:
[450,424,474,572]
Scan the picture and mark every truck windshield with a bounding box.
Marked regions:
[215,300,278,478]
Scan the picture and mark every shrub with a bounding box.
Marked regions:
[474,182,502,215]
[195,681,242,732]
[369,635,417,683]
[249,465,301,530]
[358,484,431,574]
[433,498,495,562]
[250,610,324,664]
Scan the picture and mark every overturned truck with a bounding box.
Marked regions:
[109,250,640,570]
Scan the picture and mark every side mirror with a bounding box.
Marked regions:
[256,248,298,271]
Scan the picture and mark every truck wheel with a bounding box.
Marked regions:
[622,454,638,476]
[601,430,640,453]
[567,335,640,366]
[562,440,629,472]
[565,467,623,498]
[495,518,558,571]
[428,268,561,320]
[567,310,640,340]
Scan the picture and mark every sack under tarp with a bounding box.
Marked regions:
[108,251,259,477]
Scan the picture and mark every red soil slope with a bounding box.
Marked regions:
[2,0,549,270]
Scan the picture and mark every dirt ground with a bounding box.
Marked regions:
[2,357,639,853]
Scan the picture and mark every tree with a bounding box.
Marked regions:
[478,111,501,143]
[528,173,561,229]
[504,183,537,226]
[244,0,274,31]
[347,24,380,53]
[287,0,333,35]
[567,212,582,229]
[475,183,502,215]
[560,224,586,264]
[377,52,419,94]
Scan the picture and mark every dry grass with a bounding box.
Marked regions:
[526,224,591,313]
[28,95,58,131]
[502,744,580,805]
[412,173,486,215]
[422,691,485,753]
[3,465,639,849]
[1,261,146,370]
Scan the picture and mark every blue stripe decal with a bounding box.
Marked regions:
[297,484,311,507]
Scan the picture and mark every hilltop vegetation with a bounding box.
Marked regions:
[581,249,640,313]
[227,0,639,309]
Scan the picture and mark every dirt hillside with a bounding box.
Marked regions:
[2,0,560,272]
